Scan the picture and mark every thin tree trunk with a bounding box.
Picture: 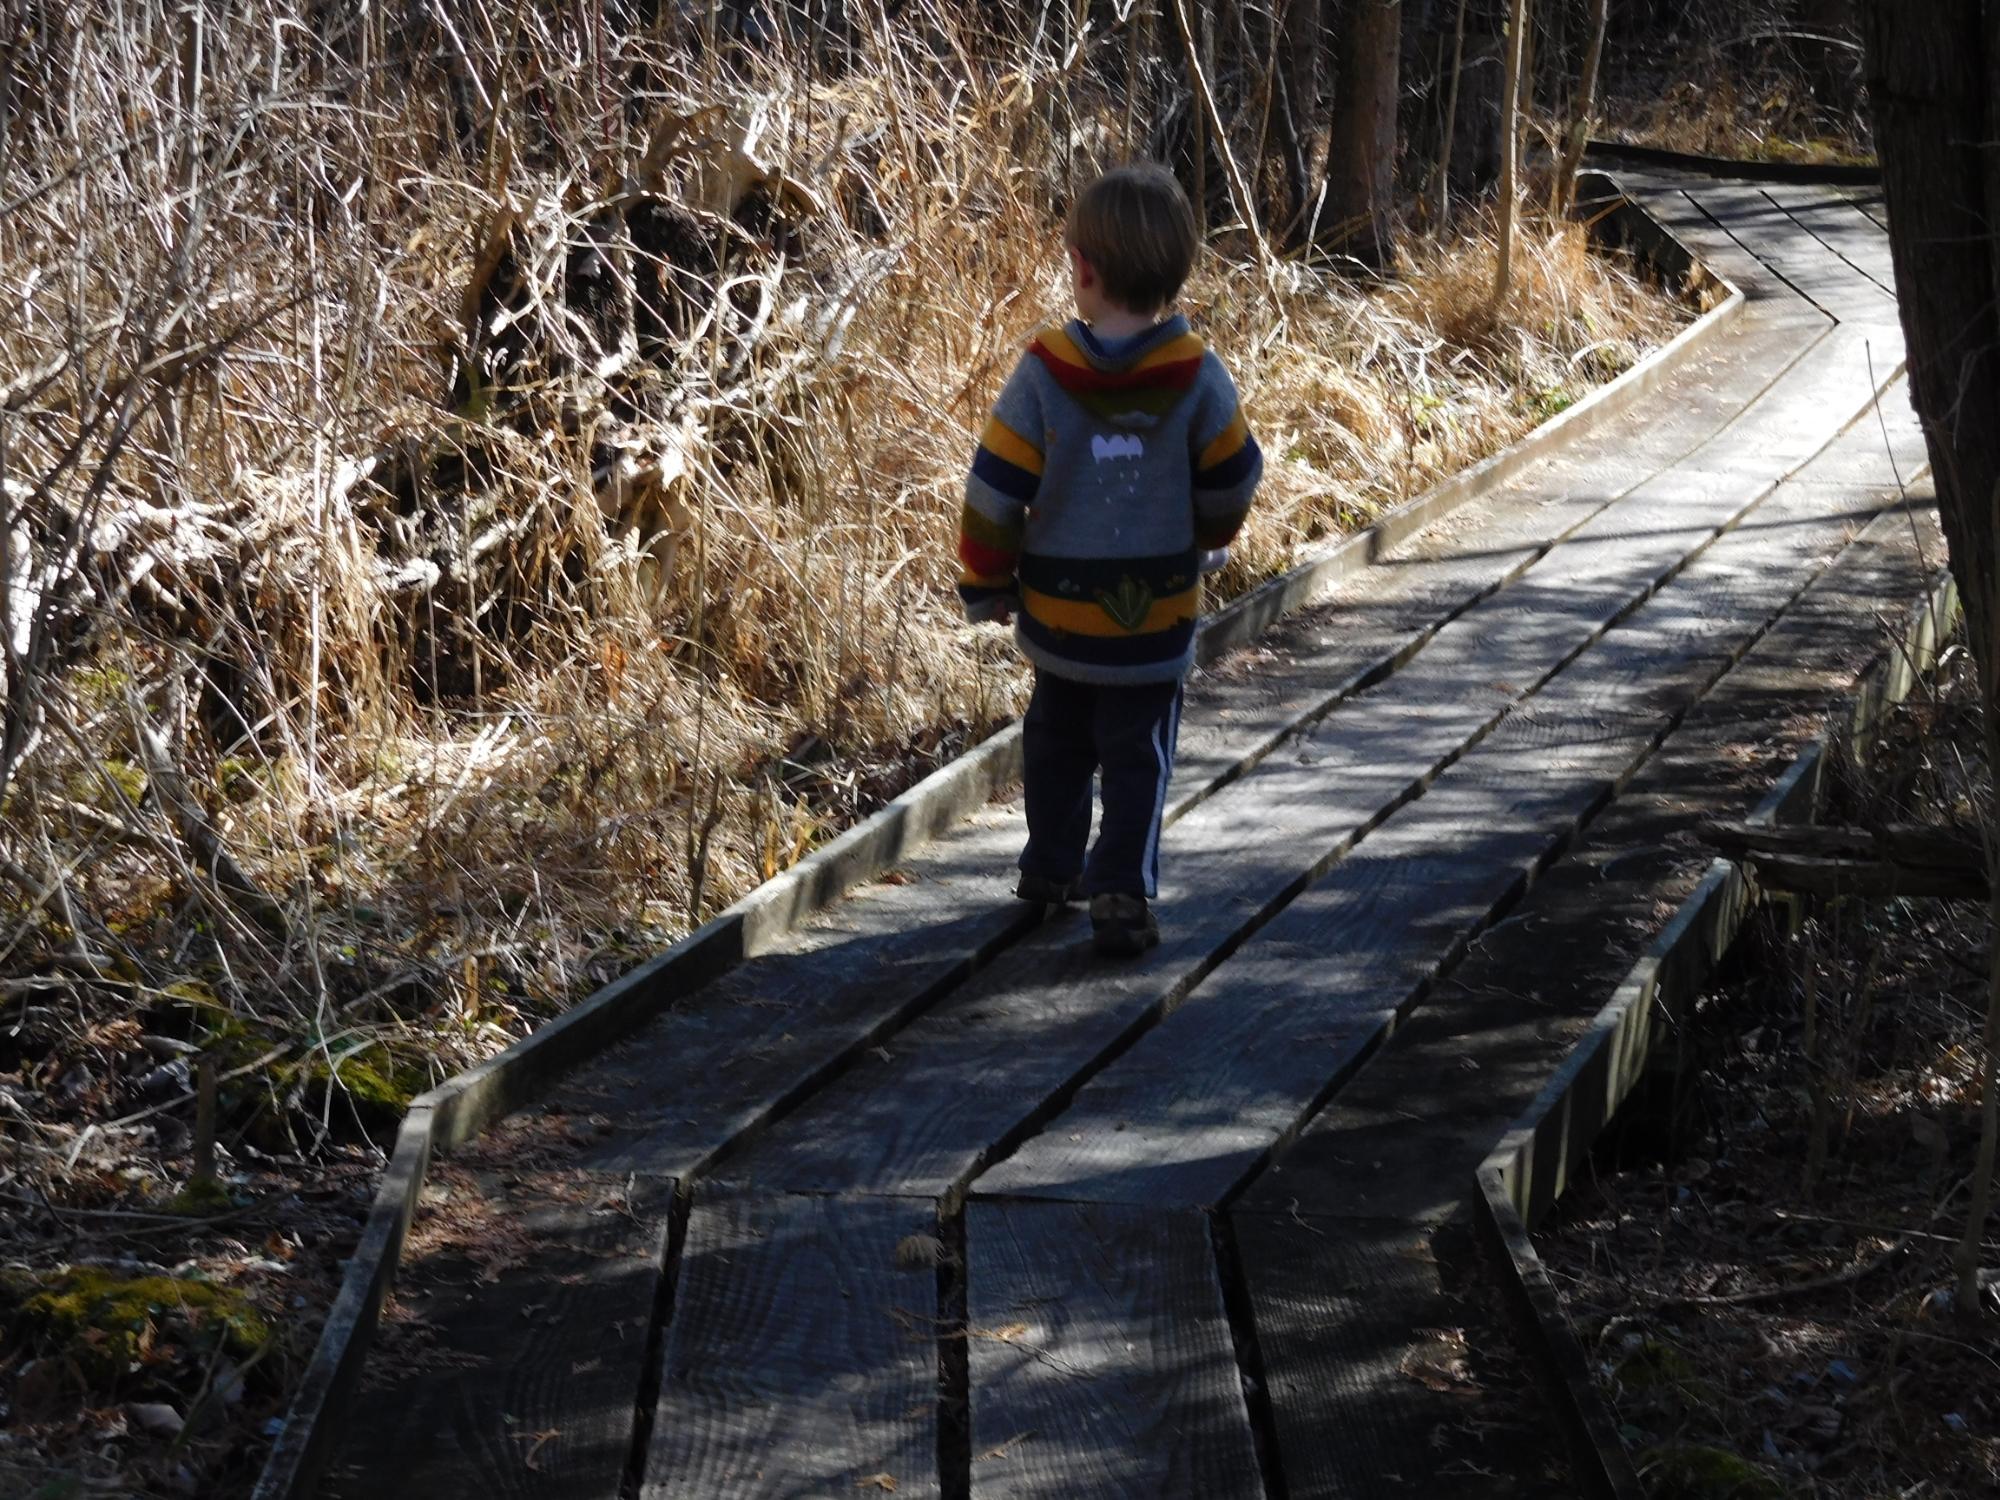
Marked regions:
[1320,0,1402,268]
[1171,0,1274,288]
[1552,0,1609,216]
[1274,0,1320,238]
[1495,0,1530,304]
[1433,0,1472,228]
[1861,0,2000,1319]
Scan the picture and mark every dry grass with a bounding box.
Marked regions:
[0,3,1681,1159]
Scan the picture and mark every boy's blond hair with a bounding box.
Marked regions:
[1066,163,1200,316]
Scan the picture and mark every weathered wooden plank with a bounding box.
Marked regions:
[321,1169,674,1500]
[1238,500,1944,1224]
[1843,184,1893,236]
[1233,1214,1566,1498]
[1164,303,1830,806]
[709,379,1889,1202]
[964,1201,1261,1499]
[643,1192,939,1499]
[1683,180,1902,328]
[523,324,1821,1191]
[1629,181,1831,312]
[1763,186,1899,297]
[1672,326,1903,481]
[1427,315,1827,500]
[1230,504,1944,1498]
[530,811,1035,1178]
[974,458,1908,1210]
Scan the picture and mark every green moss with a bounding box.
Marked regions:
[168,1176,235,1215]
[1615,1337,1715,1401]
[164,978,225,1012]
[1638,1442,1787,1499]
[216,755,271,803]
[13,1268,268,1386]
[68,758,147,811]
[324,1049,415,1110]
[284,1041,427,1129]
[71,664,132,703]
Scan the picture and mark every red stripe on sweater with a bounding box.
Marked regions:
[959,533,1018,577]
[1029,341,1204,395]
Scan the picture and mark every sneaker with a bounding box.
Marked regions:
[1090,892,1159,956]
[1015,872,1081,906]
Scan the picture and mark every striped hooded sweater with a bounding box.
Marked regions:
[958,315,1263,685]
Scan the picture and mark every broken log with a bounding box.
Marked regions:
[1699,818,1989,901]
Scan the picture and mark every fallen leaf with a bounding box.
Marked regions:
[978,1429,1035,1460]
[517,1427,561,1470]
[974,1321,1032,1343]
[857,1475,898,1492]
[128,1402,185,1436]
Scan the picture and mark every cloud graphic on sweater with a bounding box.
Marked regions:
[1091,433,1145,463]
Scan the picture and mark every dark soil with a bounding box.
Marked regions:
[1535,659,2000,1498]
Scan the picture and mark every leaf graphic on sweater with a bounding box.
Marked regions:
[1095,576,1156,632]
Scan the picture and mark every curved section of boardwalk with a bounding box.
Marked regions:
[320,168,1935,1500]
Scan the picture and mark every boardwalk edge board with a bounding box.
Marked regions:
[249,1109,433,1500]
[1475,568,1959,1500]
[1582,137,1883,186]
[249,186,1743,1500]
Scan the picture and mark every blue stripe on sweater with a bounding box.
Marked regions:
[972,446,1041,502]
[1017,612,1197,669]
[1195,433,1262,492]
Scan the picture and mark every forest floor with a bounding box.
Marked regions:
[1537,656,2000,1499]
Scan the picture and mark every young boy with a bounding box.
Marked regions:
[957,162,1263,956]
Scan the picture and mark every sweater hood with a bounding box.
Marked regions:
[1027,316,1207,423]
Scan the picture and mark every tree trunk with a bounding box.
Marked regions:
[1552,0,1609,216]
[1273,0,1322,241]
[1320,0,1402,268]
[1861,1,2000,694]
[1494,0,1529,304]
[1433,0,1473,226]
[1860,0,2000,1321]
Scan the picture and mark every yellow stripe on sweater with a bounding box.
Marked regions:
[1022,585,1199,637]
[1032,325,1205,375]
[980,415,1044,475]
[1198,410,1250,470]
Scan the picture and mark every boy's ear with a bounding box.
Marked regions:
[1069,245,1096,288]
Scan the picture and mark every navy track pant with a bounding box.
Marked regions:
[1018,671,1185,899]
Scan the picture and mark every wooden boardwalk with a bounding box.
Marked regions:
[320,168,1936,1499]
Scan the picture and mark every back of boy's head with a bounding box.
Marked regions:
[1066,163,1200,316]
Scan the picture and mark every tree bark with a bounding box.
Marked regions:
[1494,0,1529,303]
[1861,2,2000,663]
[1320,0,1402,268]
[1861,0,2000,1323]
[1274,0,1322,241]
[1552,0,1609,216]
[1433,0,1473,227]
